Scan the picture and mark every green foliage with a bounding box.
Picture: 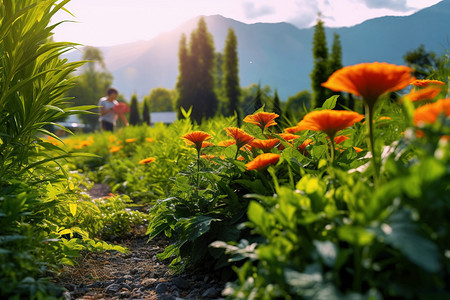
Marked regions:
[146,87,175,112]
[129,93,141,125]
[329,33,346,109]
[403,44,443,79]
[284,90,312,123]
[310,16,330,108]
[223,28,241,120]
[142,98,151,125]
[218,103,450,298]
[0,2,135,298]
[176,17,218,124]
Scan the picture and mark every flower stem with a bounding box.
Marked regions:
[329,136,336,165]
[365,102,380,186]
[196,150,200,189]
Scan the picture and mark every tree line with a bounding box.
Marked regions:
[67,16,445,131]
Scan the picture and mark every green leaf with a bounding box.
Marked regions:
[337,225,375,246]
[176,215,217,243]
[374,209,440,273]
[321,95,339,110]
[69,203,77,217]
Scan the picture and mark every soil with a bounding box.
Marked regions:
[54,184,226,300]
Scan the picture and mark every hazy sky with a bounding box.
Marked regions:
[52,0,443,47]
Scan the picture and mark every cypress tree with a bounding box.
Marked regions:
[329,32,344,109]
[176,18,218,124]
[223,28,241,122]
[272,90,282,117]
[176,34,191,119]
[272,90,283,129]
[254,84,263,112]
[189,17,218,124]
[129,93,140,125]
[143,98,150,125]
[310,15,330,108]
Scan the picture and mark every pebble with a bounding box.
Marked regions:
[155,282,169,294]
[105,283,121,293]
[172,276,190,290]
[202,287,222,298]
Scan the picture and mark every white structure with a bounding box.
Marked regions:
[150,112,177,125]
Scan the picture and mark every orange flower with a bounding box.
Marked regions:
[110,146,122,153]
[145,138,154,143]
[298,138,313,155]
[217,140,236,147]
[278,133,300,141]
[224,127,255,149]
[243,112,279,130]
[353,147,363,153]
[181,131,213,151]
[126,138,137,143]
[109,135,117,143]
[200,154,217,160]
[249,138,280,152]
[79,140,93,148]
[237,156,245,161]
[277,133,300,150]
[139,157,156,164]
[413,98,450,126]
[297,110,364,139]
[322,62,414,109]
[201,141,215,148]
[332,135,350,144]
[378,116,391,121]
[284,122,310,134]
[410,79,445,87]
[404,86,441,102]
[245,153,281,171]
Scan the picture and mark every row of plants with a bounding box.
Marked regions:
[63,62,449,298]
[0,1,149,298]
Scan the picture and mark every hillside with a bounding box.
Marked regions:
[65,0,449,100]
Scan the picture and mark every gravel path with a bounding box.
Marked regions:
[56,235,225,299]
[55,184,226,300]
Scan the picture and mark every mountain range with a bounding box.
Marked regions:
[64,0,449,101]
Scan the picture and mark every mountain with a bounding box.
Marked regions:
[64,0,449,101]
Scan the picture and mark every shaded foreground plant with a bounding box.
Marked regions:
[0,1,123,298]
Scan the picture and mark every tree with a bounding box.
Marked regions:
[271,90,283,129]
[241,84,272,116]
[272,90,283,117]
[285,90,312,123]
[129,93,140,125]
[147,87,175,112]
[403,44,441,79]
[176,34,191,119]
[67,46,113,131]
[310,15,330,108]
[329,33,345,109]
[254,84,263,112]
[176,17,218,124]
[223,28,241,122]
[142,98,151,125]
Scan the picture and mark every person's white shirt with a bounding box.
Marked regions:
[98,97,118,125]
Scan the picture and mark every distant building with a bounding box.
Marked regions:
[54,114,85,136]
[150,112,177,125]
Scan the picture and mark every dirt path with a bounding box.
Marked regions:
[55,184,226,300]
